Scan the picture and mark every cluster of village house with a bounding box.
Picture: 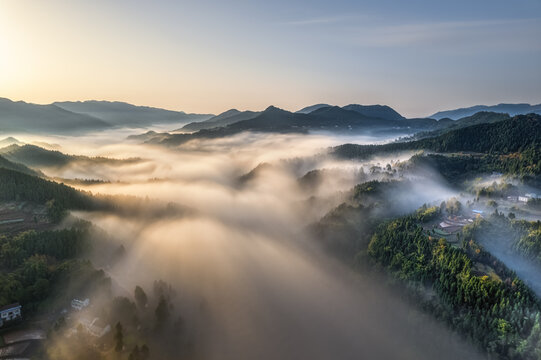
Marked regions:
[507,193,539,203]
[0,297,112,358]
[1,297,111,338]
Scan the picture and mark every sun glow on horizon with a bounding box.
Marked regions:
[1,0,540,117]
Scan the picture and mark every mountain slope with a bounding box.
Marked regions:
[0,98,111,134]
[333,114,541,159]
[181,109,260,131]
[0,144,142,169]
[54,100,213,127]
[430,103,541,120]
[0,137,23,147]
[410,112,511,140]
[0,154,41,177]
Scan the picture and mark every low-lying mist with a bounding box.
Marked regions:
[21,131,483,359]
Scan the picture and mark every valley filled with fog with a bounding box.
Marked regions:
[0,107,539,360]
[5,129,485,359]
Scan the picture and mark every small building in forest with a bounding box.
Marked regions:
[0,303,22,327]
[71,298,90,311]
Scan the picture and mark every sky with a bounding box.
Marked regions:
[0,0,540,117]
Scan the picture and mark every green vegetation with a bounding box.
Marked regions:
[415,205,440,222]
[470,181,519,199]
[0,167,180,221]
[410,111,511,140]
[459,213,541,266]
[0,223,110,313]
[0,144,142,169]
[0,168,97,217]
[0,154,41,176]
[333,114,541,161]
[367,216,541,358]
[506,222,541,266]
[409,150,541,183]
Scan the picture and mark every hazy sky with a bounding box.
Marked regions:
[1,0,540,117]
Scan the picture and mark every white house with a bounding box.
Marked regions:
[519,193,539,203]
[71,298,90,311]
[0,303,22,327]
[79,317,111,337]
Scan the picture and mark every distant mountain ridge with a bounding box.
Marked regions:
[54,100,213,127]
[181,109,261,131]
[297,103,406,122]
[0,98,111,134]
[0,97,214,134]
[135,105,451,147]
[430,103,541,120]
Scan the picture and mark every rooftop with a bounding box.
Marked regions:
[0,303,21,312]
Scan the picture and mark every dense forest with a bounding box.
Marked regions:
[0,154,41,176]
[0,168,96,212]
[366,215,541,359]
[407,149,541,183]
[0,222,111,314]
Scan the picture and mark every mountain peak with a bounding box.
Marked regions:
[264,105,285,112]
[296,104,332,114]
[342,104,405,121]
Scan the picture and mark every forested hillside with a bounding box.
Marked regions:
[0,167,95,210]
[0,154,41,176]
[333,114,541,159]
[367,216,541,358]
[0,222,112,314]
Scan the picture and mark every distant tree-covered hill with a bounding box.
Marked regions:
[181,109,260,131]
[410,112,511,140]
[430,103,541,120]
[296,103,405,121]
[333,114,541,159]
[295,103,332,114]
[0,167,96,210]
[0,144,142,168]
[342,104,405,121]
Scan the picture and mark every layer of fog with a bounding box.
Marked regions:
[475,228,541,298]
[26,130,483,359]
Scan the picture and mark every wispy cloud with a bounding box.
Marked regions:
[284,14,370,26]
[283,14,541,50]
[341,18,541,51]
